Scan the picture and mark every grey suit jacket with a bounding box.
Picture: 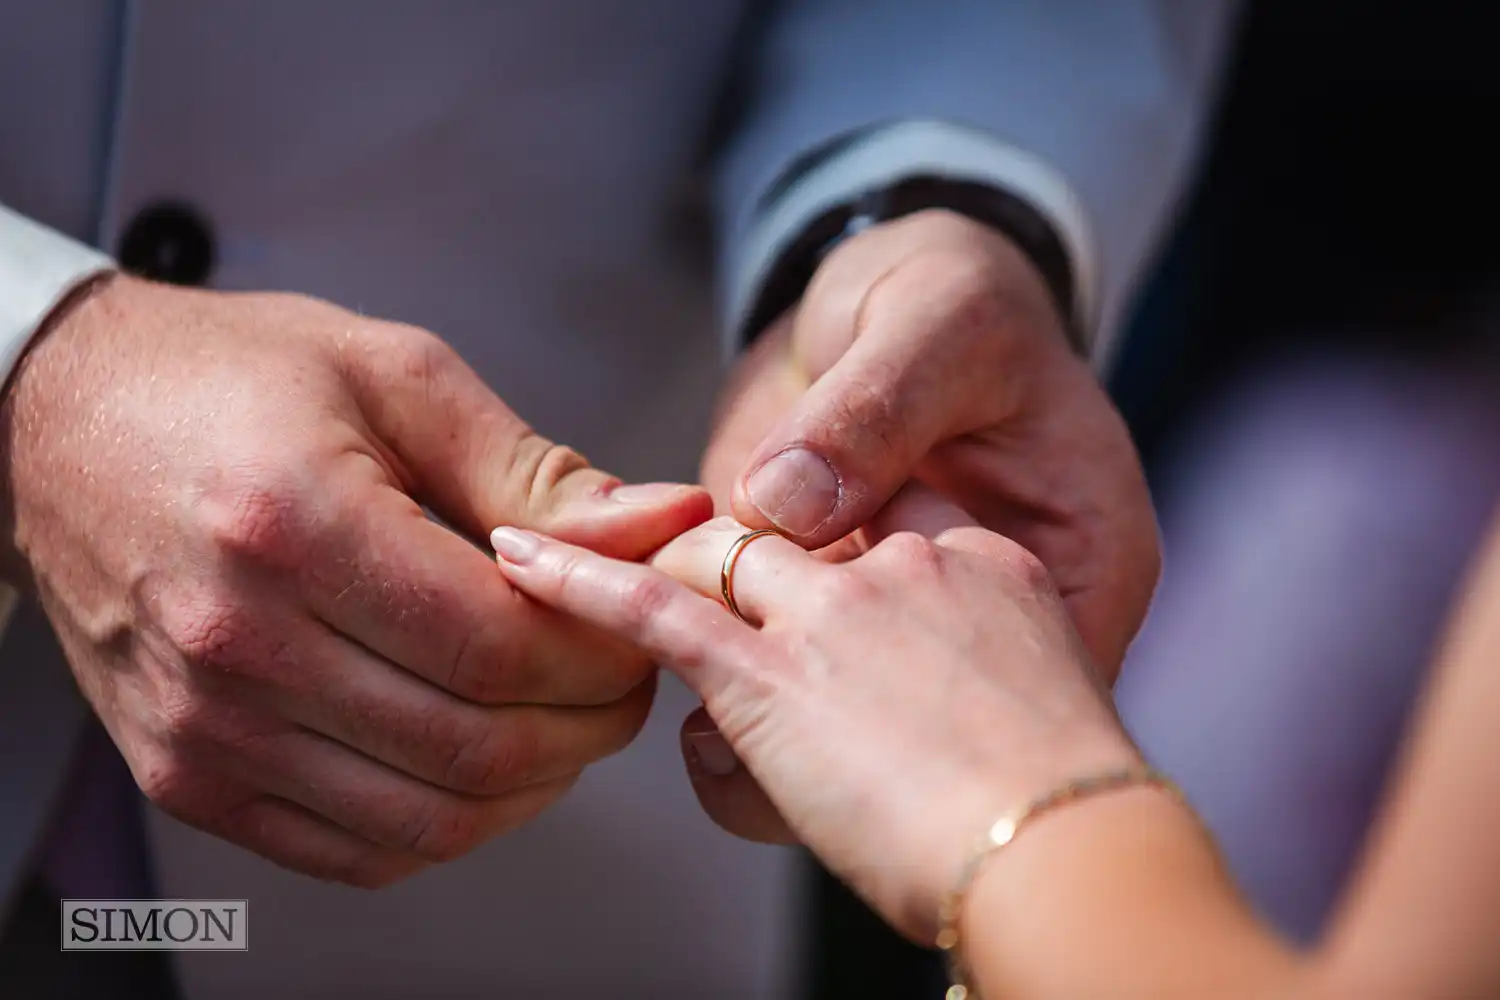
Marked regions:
[0,2,1238,995]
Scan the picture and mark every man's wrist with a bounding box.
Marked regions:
[0,205,116,373]
[721,121,1098,359]
[744,176,1078,352]
[0,271,117,586]
[0,205,118,582]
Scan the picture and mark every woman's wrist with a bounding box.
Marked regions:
[960,782,1301,1000]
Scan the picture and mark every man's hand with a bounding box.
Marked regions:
[0,274,711,887]
[706,210,1158,675]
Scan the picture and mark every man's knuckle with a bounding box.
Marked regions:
[381,323,460,384]
[405,800,482,863]
[157,690,215,744]
[160,597,256,674]
[135,749,196,814]
[488,718,542,788]
[197,471,309,566]
[522,441,594,518]
[880,244,1008,332]
[439,619,514,704]
[572,640,656,708]
[599,678,656,752]
[942,258,1009,325]
[443,717,539,795]
[345,321,462,409]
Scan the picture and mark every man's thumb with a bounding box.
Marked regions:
[348,328,710,559]
[729,326,970,549]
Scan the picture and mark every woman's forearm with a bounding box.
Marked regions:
[963,786,1303,1000]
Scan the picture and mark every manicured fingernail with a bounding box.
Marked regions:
[684,730,739,776]
[490,527,539,564]
[608,482,687,505]
[746,448,840,537]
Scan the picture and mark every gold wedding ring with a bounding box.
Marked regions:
[719,529,781,623]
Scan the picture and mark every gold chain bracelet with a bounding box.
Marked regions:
[935,765,1186,1000]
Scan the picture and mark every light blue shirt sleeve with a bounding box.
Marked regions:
[713,0,1243,370]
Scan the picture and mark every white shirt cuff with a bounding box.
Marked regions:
[723,119,1100,361]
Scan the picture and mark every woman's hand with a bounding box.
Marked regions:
[490,485,1141,941]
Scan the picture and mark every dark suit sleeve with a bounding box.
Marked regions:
[711,0,1242,367]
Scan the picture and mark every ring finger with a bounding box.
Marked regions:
[647,516,825,626]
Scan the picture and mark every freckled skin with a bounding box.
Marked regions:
[0,273,711,886]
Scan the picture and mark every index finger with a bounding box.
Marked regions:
[297,455,656,707]
[489,527,762,701]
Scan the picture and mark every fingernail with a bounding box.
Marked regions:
[746,448,840,537]
[684,730,739,776]
[490,527,540,564]
[608,482,687,505]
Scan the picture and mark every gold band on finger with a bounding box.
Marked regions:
[720,529,781,624]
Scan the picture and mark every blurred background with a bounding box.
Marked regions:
[803,2,1500,995]
[6,3,1499,997]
